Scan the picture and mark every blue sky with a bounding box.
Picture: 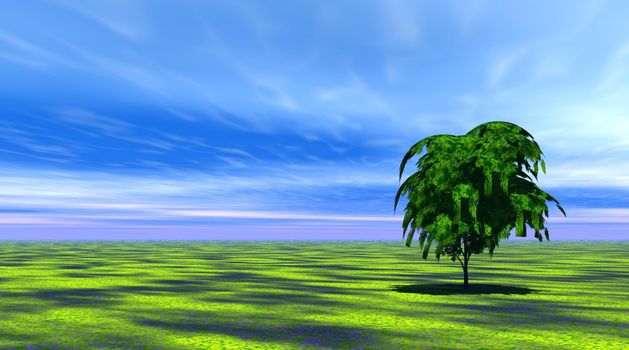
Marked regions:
[1,0,628,241]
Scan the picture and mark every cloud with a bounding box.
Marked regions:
[0,121,82,159]
[48,108,203,154]
[1,162,628,239]
[378,0,422,47]
[52,108,135,136]
[206,146,260,162]
[538,163,629,188]
[52,0,150,41]
[316,71,396,123]
[252,77,301,112]
[615,41,629,61]
[487,48,528,88]
[596,40,629,91]
[526,103,629,154]
[159,210,398,222]
[48,37,175,99]
[317,85,361,102]
[546,208,629,223]
[0,51,47,69]
[79,55,172,98]
[451,0,487,35]
[524,51,574,83]
[0,148,72,164]
[0,31,71,69]
[0,161,400,220]
[215,156,249,169]
[163,108,200,122]
[0,216,83,225]
[0,164,398,230]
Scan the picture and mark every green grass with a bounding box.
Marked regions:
[0,240,627,349]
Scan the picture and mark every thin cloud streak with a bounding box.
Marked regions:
[0,31,72,68]
[51,0,150,41]
[162,210,399,222]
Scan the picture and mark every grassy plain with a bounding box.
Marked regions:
[0,240,626,349]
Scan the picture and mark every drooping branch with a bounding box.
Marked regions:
[454,252,464,269]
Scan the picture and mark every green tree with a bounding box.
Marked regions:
[394,121,566,289]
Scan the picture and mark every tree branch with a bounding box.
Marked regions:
[455,253,464,269]
[463,234,469,263]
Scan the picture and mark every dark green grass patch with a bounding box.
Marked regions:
[0,240,627,349]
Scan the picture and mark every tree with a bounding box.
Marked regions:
[394,121,566,289]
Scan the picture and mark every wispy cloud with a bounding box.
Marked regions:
[546,208,629,223]
[160,210,398,222]
[215,156,249,169]
[48,108,197,154]
[0,216,84,225]
[596,40,629,91]
[316,70,395,123]
[51,0,150,41]
[52,108,135,136]
[251,76,302,112]
[530,53,573,82]
[317,85,361,102]
[0,120,81,159]
[378,0,422,47]
[0,51,46,69]
[538,163,629,188]
[206,146,260,162]
[47,37,176,99]
[0,31,72,69]
[451,0,487,36]
[487,48,528,88]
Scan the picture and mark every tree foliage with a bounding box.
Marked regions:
[394,121,566,279]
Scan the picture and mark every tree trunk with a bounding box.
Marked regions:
[463,258,469,289]
[462,236,470,289]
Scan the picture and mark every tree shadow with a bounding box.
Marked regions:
[133,308,389,349]
[62,271,144,278]
[58,264,92,270]
[113,282,219,295]
[439,298,627,339]
[208,290,343,308]
[391,283,539,295]
[28,288,122,307]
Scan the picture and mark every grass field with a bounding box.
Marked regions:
[0,240,626,349]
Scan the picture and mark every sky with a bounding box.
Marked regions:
[1,0,628,241]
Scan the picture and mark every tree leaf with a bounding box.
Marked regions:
[484,224,492,237]
[419,230,428,249]
[500,173,509,195]
[405,228,415,247]
[453,198,461,225]
[394,172,420,212]
[484,171,493,197]
[546,193,567,217]
[469,198,477,220]
[398,139,426,181]
[435,241,443,262]
[515,211,525,237]
[402,211,413,236]
[422,237,433,260]
[534,228,542,242]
